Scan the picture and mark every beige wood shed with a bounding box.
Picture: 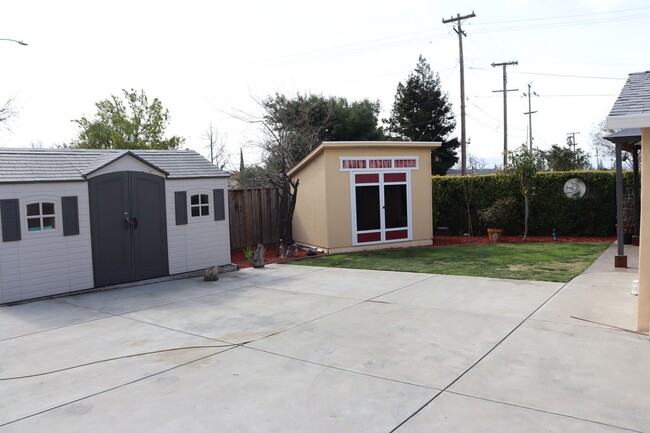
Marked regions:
[288,141,440,254]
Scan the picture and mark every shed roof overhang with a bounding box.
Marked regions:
[287,141,441,177]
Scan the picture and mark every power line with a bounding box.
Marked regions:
[536,93,617,97]
[514,71,625,80]
[468,67,625,80]
[477,6,650,25]
[472,12,650,33]
[469,93,616,98]
[217,7,649,72]
[465,113,501,134]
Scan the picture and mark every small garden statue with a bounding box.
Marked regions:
[204,266,219,281]
[286,244,296,257]
[251,243,265,268]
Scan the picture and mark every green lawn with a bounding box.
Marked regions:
[289,243,611,282]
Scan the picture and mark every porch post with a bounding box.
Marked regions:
[632,147,641,245]
[614,141,626,267]
[637,128,650,333]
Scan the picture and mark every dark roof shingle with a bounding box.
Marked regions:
[0,149,229,183]
[609,71,650,118]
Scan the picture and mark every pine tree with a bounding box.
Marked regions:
[387,56,459,175]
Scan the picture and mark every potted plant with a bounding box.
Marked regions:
[478,197,516,242]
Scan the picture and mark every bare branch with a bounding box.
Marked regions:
[0,97,19,131]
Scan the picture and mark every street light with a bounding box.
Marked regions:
[0,38,28,46]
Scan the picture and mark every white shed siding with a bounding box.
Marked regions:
[165,178,231,274]
[0,182,93,303]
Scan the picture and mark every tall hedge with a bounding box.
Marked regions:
[431,171,635,237]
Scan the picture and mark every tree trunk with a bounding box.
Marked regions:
[523,195,529,241]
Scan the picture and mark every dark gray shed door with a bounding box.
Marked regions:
[89,171,168,287]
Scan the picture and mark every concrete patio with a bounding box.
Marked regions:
[0,242,647,432]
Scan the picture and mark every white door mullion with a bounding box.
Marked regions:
[378,174,386,242]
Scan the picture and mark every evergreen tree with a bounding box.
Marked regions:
[387,55,459,175]
[261,93,385,171]
[542,144,591,171]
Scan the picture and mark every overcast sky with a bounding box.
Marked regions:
[1,0,648,169]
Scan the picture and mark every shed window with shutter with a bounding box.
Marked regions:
[175,191,188,225]
[213,189,225,221]
[62,196,80,236]
[26,202,56,231]
[1,199,21,242]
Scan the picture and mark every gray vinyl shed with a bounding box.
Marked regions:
[0,148,231,304]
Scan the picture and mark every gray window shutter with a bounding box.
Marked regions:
[1,199,21,242]
[175,191,187,225]
[62,196,80,236]
[213,189,225,221]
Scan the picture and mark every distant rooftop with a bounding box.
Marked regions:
[445,167,498,176]
[0,148,229,183]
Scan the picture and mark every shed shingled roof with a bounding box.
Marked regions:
[0,149,229,183]
[609,71,650,118]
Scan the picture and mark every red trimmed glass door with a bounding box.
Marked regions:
[353,172,410,245]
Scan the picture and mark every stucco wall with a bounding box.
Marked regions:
[165,178,231,274]
[290,143,435,252]
[291,152,328,248]
[323,147,433,250]
[0,182,93,303]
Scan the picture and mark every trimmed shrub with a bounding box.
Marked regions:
[432,171,634,237]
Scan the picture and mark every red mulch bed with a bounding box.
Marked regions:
[231,235,615,268]
[231,244,322,269]
[432,234,616,246]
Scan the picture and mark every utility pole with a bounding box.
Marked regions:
[491,61,518,167]
[523,83,538,151]
[567,132,580,165]
[567,132,580,152]
[443,11,476,176]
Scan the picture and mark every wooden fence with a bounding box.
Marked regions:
[228,188,282,249]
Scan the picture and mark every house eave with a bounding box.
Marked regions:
[288,141,441,177]
[607,114,650,130]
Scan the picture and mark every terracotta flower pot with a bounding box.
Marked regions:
[487,228,504,242]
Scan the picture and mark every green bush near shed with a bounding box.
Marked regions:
[432,170,633,237]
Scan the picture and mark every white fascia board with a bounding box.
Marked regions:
[607,114,650,129]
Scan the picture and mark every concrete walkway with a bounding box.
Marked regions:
[0,243,647,432]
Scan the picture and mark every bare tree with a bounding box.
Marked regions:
[468,154,487,175]
[232,94,335,243]
[590,118,632,169]
[0,97,18,131]
[203,123,229,169]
